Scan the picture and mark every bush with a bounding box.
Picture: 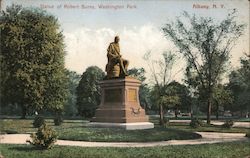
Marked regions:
[190,118,203,128]
[222,120,234,128]
[27,123,57,149]
[163,117,170,127]
[246,132,250,138]
[3,130,18,134]
[54,115,63,126]
[33,116,45,128]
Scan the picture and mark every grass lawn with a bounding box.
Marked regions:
[56,127,201,142]
[166,122,250,133]
[1,118,249,142]
[0,141,250,158]
[0,119,86,134]
[149,117,250,133]
[0,119,201,142]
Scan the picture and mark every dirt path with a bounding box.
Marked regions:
[0,132,248,147]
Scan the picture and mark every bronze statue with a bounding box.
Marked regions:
[105,36,129,79]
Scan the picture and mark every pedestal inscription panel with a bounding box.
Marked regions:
[128,88,137,102]
[104,88,122,103]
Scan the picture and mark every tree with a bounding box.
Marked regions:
[228,54,250,117]
[167,81,192,114]
[64,70,81,117]
[162,10,245,124]
[151,82,181,119]
[0,5,68,118]
[76,66,105,118]
[213,84,233,119]
[144,51,179,125]
[128,68,151,110]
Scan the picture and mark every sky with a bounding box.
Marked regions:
[2,0,249,83]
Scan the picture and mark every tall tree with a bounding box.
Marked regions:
[64,70,81,117]
[76,66,105,118]
[162,10,245,124]
[1,5,67,118]
[228,54,250,117]
[144,51,178,125]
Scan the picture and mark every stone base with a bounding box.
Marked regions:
[88,122,154,130]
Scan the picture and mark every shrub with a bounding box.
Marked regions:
[190,118,203,128]
[33,116,45,128]
[27,123,57,149]
[246,132,250,138]
[163,117,170,127]
[54,115,63,126]
[222,120,234,128]
[3,130,18,134]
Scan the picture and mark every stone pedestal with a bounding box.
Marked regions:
[89,77,154,130]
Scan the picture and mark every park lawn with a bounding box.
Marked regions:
[0,119,35,134]
[1,118,249,142]
[0,119,201,142]
[0,119,86,134]
[0,141,250,158]
[56,127,201,142]
[166,122,250,133]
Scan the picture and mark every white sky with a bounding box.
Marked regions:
[2,0,249,83]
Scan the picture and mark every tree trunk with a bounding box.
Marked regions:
[21,105,27,119]
[159,104,164,125]
[190,103,193,119]
[207,96,212,124]
[175,109,178,119]
[216,102,219,120]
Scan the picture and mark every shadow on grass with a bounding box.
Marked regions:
[58,126,202,142]
[10,146,49,152]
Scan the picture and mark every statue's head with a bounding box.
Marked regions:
[114,36,120,43]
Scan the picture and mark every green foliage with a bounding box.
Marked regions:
[163,117,170,127]
[0,4,67,118]
[246,132,250,138]
[76,66,105,118]
[33,116,45,128]
[190,118,203,128]
[162,10,246,124]
[213,84,233,119]
[28,123,57,149]
[222,120,234,128]
[228,55,250,114]
[213,85,233,107]
[54,115,63,126]
[151,81,181,110]
[64,70,81,117]
[127,68,146,82]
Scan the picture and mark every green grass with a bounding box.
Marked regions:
[1,118,249,136]
[0,119,201,142]
[56,127,201,142]
[149,117,250,133]
[0,119,35,134]
[0,119,86,134]
[0,141,250,158]
[166,122,250,133]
